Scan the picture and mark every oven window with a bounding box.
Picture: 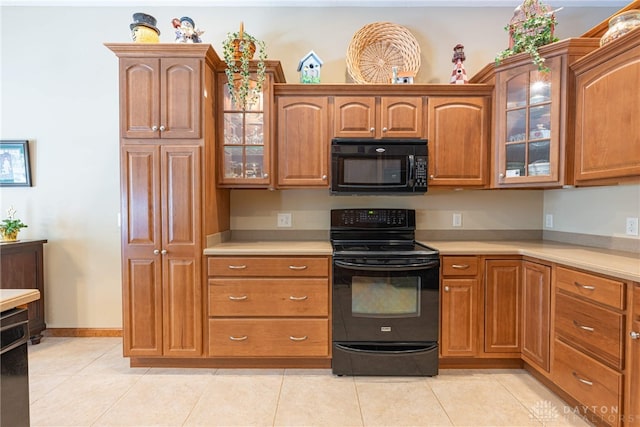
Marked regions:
[351,276,420,317]
[343,158,403,184]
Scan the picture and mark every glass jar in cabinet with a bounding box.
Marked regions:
[217,62,285,188]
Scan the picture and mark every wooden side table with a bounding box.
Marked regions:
[0,239,47,344]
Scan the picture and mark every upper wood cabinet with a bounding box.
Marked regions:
[427,96,490,187]
[276,96,329,188]
[571,29,640,186]
[217,61,285,188]
[118,57,202,139]
[521,260,551,372]
[493,39,600,188]
[334,96,424,138]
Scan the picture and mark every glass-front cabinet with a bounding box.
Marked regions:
[217,61,285,188]
[493,39,600,188]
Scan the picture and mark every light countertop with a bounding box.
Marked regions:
[0,289,41,312]
[204,240,640,282]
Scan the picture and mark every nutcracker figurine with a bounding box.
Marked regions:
[450,44,468,84]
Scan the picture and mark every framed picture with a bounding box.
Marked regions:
[0,140,32,187]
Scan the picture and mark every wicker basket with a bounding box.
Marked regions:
[346,22,421,84]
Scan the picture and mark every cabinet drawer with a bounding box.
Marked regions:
[208,257,329,277]
[208,319,329,357]
[441,256,479,276]
[208,278,329,317]
[556,267,625,310]
[553,339,622,426]
[555,292,624,370]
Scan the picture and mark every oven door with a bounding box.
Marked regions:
[332,258,439,342]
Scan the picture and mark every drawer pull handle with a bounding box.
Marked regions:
[289,335,308,342]
[573,320,595,332]
[452,264,470,269]
[228,295,248,301]
[631,331,640,340]
[572,371,593,386]
[574,281,596,291]
[229,335,248,341]
[289,295,308,301]
[228,264,247,270]
[288,265,308,270]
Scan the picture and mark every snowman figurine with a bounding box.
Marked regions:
[172,16,204,43]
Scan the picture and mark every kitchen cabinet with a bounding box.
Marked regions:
[207,256,331,363]
[0,239,47,344]
[484,259,521,353]
[120,145,202,357]
[440,256,480,357]
[553,266,626,426]
[521,260,551,372]
[571,29,640,186]
[427,96,490,187]
[218,61,285,188]
[493,39,600,188]
[107,44,230,360]
[627,282,640,426]
[117,57,201,139]
[276,96,329,188]
[333,96,424,138]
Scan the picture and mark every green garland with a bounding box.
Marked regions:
[223,31,267,110]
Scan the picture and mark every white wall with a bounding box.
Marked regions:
[0,4,629,328]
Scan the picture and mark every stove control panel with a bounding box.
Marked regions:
[331,209,415,228]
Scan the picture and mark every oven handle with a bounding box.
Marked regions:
[334,343,438,355]
[334,259,439,271]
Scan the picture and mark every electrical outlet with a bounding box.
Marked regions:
[277,213,292,228]
[452,213,462,227]
[626,217,639,236]
[545,214,553,228]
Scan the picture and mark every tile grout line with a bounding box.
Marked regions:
[271,370,286,427]
[424,378,457,426]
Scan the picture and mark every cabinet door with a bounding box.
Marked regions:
[380,97,423,138]
[485,260,521,353]
[334,97,376,138]
[427,97,489,187]
[120,58,161,139]
[628,283,640,424]
[574,47,640,183]
[441,278,478,357]
[521,261,551,371]
[161,146,202,356]
[495,56,563,187]
[121,145,163,356]
[160,58,201,139]
[277,96,329,187]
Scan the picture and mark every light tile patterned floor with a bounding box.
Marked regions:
[27,337,593,426]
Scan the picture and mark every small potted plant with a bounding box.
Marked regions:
[222,22,267,109]
[0,206,27,241]
[495,0,558,72]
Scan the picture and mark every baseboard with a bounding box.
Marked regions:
[44,328,122,337]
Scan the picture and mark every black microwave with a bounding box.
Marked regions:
[330,138,428,194]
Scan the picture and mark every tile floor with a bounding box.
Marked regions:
[26,337,593,427]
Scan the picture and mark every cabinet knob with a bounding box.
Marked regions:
[264,173,269,178]
[499,173,505,178]
[370,127,375,132]
[159,125,166,132]
[429,175,434,179]
[152,125,158,131]
[631,331,640,340]
[160,249,167,255]
[382,127,388,132]
[322,175,327,180]
[153,249,160,255]
[444,286,450,292]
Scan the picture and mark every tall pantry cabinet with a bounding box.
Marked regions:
[106,44,230,359]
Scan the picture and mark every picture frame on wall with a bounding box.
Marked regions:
[0,140,32,187]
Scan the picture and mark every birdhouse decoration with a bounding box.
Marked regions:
[450,44,468,84]
[130,12,160,43]
[391,67,415,84]
[297,50,323,84]
[172,16,204,43]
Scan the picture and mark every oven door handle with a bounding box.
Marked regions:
[334,259,439,271]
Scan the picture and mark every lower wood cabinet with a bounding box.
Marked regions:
[484,259,521,353]
[521,261,551,372]
[206,255,331,362]
[628,283,640,426]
